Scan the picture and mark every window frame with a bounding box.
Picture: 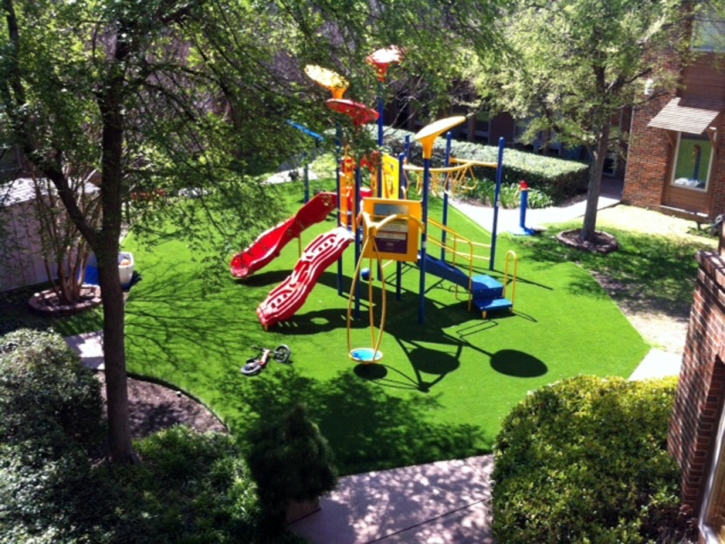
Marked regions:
[700,391,725,543]
[670,132,714,192]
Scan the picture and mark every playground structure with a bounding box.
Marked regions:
[231,51,520,344]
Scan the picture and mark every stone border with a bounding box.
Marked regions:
[556,229,619,254]
[28,285,102,317]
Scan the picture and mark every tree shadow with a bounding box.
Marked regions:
[490,349,548,378]
[511,227,710,318]
[222,366,490,475]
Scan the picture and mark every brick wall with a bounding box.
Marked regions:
[669,250,725,514]
[622,94,673,209]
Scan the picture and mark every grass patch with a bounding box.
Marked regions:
[121,180,648,475]
[510,220,711,316]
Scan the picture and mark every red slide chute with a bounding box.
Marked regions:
[257,227,354,329]
[230,192,338,279]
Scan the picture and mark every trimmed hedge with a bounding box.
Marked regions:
[383,126,589,202]
[492,375,695,544]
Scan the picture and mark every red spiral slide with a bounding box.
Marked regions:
[257,227,354,329]
[230,192,338,279]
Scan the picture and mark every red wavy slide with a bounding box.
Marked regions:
[257,227,354,329]
[230,192,338,279]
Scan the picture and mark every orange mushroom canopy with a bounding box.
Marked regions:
[326,99,379,127]
[366,46,405,82]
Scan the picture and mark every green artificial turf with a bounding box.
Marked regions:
[122,182,648,475]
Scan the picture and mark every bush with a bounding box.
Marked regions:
[0,329,110,544]
[383,126,589,203]
[0,328,104,453]
[246,404,338,519]
[492,376,694,544]
[109,426,309,544]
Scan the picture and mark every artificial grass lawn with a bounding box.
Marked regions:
[122,183,648,475]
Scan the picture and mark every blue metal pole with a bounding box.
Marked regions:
[405,134,411,158]
[336,124,343,296]
[520,184,528,230]
[490,137,505,271]
[396,152,406,301]
[354,167,362,319]
[303,151,310,204]
[419,157,431,324]
[441,131,453,260]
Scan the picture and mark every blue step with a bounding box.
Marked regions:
[471,296,513,316]
[470,274,503,298]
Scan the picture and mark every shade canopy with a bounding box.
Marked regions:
[648,97,724,135]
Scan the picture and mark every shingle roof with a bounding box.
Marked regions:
[648,97,724,134]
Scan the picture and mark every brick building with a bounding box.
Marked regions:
[669,234,725,542]
[624,52,725,222]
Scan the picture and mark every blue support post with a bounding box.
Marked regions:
[441,131,453,260]
[377,82,384,198]
[490,137,505,270]
[354,167,362,319]
[419,157,431,324]
[336,125,343,296]
[396,152,406,301]
[303,151,310,204]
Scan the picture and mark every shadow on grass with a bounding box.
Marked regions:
[490,349,548,378]
[511,227,711,318]
[223,366,489,475]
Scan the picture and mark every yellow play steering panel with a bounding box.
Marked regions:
[362,198,422,262]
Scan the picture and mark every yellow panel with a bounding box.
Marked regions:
[362,199,422,262]
[381,154,400,199]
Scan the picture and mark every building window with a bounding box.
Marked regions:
[692,8,725,52]
[473,111,490,143]
[672,133,713,191]
[700,372,725,543]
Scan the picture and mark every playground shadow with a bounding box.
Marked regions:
[221,366,490,476]
[490,349,548,378]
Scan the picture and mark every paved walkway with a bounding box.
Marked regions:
[65,175,686,544]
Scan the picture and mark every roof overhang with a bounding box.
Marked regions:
[648,97,724,135]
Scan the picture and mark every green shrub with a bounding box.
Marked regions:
[246,404,338,519]
[0,328,104,453]
[0,329,111,544]
[461,179,554,209]
[383,126,589,203]
[492,376,694,544]
[111,426,300,544]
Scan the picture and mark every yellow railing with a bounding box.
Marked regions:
[427,218,491,311]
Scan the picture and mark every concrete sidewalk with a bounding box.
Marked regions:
[290,456,495,544]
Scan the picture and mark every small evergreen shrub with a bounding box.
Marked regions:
[492,376,694,544]
[246,404,338,519]
[383,126,589,203]
[111,426,301,544]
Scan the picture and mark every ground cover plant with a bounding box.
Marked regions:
[0,329,305,543]
[492,375,694,543]
[121,179,648,475]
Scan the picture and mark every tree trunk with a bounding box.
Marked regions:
[97,246,135,463]
[579,123,611,243]
[96,30,135,463]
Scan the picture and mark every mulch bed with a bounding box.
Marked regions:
[556,228,619,254]
[94,372,227,439]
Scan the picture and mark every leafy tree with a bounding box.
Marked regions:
[469,0,686,243]
[0,0,502,463]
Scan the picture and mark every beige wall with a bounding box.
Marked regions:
[0,201,51,292]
